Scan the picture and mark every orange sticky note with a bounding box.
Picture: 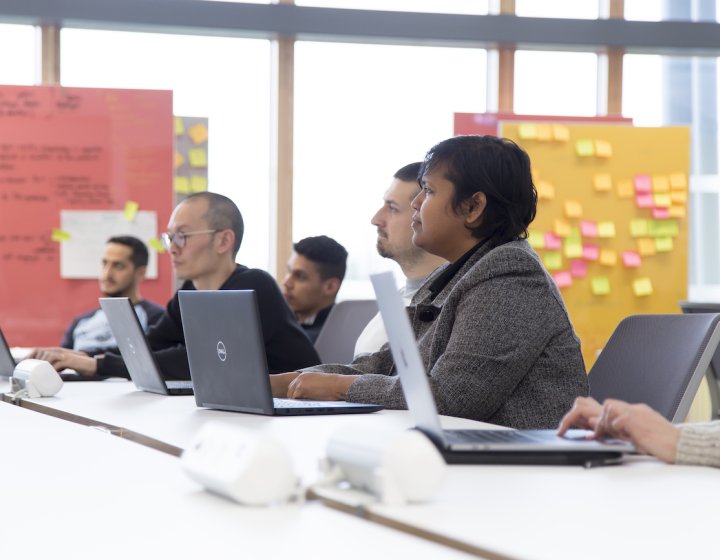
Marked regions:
[188,122,209,145]
[652,175,669,192]
[597,222,616,238]
[576,140,595,157]
[637,238,656,257]
[591,276,611,296]
[670,191,687,205]
[622,251,641,268]
[633,277,653,297]
[537,125,552,141]
[552,125,570,142]
[124,200,139,222]
[669,173,687,190]
[599,249,617,266]
[564,200,583,218]
[593,173,612,192]
[536,180,555,200]
[668,206,686,219]
[174,151,184,169]
[616,180,634,198]
[554,220,572,238]
[595,140,613,158]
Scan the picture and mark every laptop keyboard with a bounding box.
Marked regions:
[274,398,339,408]
[445,429,554,444]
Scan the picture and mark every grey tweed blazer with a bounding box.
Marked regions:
[304,239,588,429]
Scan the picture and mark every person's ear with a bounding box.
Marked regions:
[215,229,236,256]
[134,265,148,282]
[322,277,341,298]
[463,192,487,227]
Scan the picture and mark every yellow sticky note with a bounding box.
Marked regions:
[599,249,617,266]
[630,219,649,238]
[591,276,611,296]
[595,140,613,158]
[536,125,552,141]
[655,237,674,252]
[564,242,583,259]
[633,277,653,297]
[670,191,687,205]
[174,176,191,194]
[575,139,594,157]
[528,230,545,249]
[147,238,165,253]
[668,206,686,219]
[564,200,583,218]
[518,123,538,139]
[554,220,571,238]
[597,221,616,238]
[188,122,209,145]
[51,228,71,242]
[175,151,184,169]
[543,251,563,271]
[188,148,208,168]
[174,116,185,136]
[637,238,657,257]
[653,193,671,208]
[190,175,208,192]
[536,180,555,200]
[552,125,570,142]
[652,175,669,193]
[593,173,612,192]
[616,180,634,198]
[124,200,139,222]
[669,173,687,190]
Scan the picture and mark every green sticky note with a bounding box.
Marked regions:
[147,238,165,253]
[597,221,616,238]
[188,148,208,168]
[655,237,674,252]
[124,200,139,222]
[528,230,545,249]
[630,219,649,238]
[51,228,71,242]
[591,276,610,296]
[564,242,583,259]
[543,251,563,271]
[576,139,595,157]
[174,116,185,136]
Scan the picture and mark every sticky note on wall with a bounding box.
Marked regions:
[633,278,653,297]
[51,228,71,242]
[622,251,641,268]
[637,238,656,257]
[634,175,652,193]
[591,276,610,296]
[583,244,600,261]
[553,271,573,288]
[670,173,687,189]
[594,140,612,158]
[124,200,139,221]
[597,222,616,238]
[593,174,612,192]
[147,238,165,253]
[616,180,634,198]
[544,252,563,270]
[576,140,594,157]
[544,232,562,250]
[564,201,583,218]
[599,249,617,266]
[570,260,588,278]
[188,148,208,168]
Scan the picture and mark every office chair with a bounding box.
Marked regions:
[679,302,720,419]
[588,313,720,422]
[314,300,378,364]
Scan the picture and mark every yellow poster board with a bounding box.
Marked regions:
[501,123,690,367]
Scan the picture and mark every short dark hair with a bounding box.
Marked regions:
[394,162,422,183]
[293,236,348,282]
[185,192,244,258]
[106,236,149,268]
[420,135,537,245]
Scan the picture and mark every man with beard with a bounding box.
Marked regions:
[353,162,446,356]
[59,236,164,355]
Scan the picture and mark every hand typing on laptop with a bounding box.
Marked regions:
[271,372,360,400]
[557,396,680,463]
[27,347,98,376]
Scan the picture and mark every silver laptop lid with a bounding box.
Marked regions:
[100,298,168,394]
[370,271,446,444]
[178,290,275,414]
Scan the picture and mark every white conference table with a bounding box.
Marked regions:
[0,400,476,560]
[6,380,720,560]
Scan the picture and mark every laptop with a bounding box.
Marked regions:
[370,271,635,466]
[100,298,194,395]
[0,328,15,378]
[178,290,383,415]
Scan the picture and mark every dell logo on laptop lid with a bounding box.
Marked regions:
[216,341,227,362]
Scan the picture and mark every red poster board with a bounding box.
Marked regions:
[0,86,174,345]
[454,112,632,136]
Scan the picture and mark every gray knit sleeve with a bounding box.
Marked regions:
[676,422,720,467]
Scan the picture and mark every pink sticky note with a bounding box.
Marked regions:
[544,232,562,250]
[636,193,654,208]
[570,260,588,278]
[622,251,642,268]
[583,243,600,261]
[652,207,670,219]
[553,271,573,288]
[580,220,598,238]
[634,175,652,193]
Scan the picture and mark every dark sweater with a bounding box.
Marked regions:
[97,265,320,379]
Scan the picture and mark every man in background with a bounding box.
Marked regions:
[354,162,446,356]
[61,236,164,355]
[282,235,348,343]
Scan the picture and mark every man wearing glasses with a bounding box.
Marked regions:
[38,192,320,379]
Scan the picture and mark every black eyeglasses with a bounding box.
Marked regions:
[160,229,217,250]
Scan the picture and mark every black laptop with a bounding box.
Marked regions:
[371,271,634,467]
[100,298,193,395]
[178,290,383,415]
[0,328,15,378]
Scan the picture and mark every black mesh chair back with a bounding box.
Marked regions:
[589,313,720,422]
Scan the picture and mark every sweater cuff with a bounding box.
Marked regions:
[676,424,720,467]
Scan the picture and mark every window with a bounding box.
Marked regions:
[295,0,488,14]
[0,24,36,85]
[294,41,486,297]
[60,29,272,270]
[515,0,599,19]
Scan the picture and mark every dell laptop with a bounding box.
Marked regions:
[0,328,15,378]
[178,290,383,415]
[100,298,193,396]
[370,271,634,466]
